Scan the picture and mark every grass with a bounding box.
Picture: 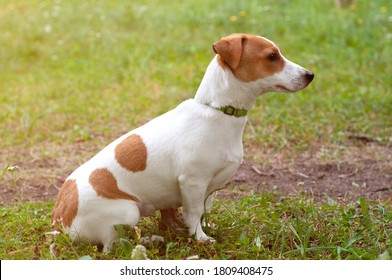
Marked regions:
[0,194,391,260]
[0,0,391,259]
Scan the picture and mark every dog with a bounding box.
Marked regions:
[52,33,314,252]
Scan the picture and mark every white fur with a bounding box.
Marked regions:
[58,35,313,251]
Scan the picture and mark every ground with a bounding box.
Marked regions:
[1,138,391,205]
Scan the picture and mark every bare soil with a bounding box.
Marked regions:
[1,140,391,205]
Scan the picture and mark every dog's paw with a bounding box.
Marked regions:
[159,209,187,234]
[196,234,215,245]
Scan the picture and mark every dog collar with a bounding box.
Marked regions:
[213,105,248,118]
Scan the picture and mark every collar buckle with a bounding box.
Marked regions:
[220,105,248,118]
[223,106,236,116]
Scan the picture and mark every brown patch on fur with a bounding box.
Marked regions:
[213,34,285,82]
[89,168,140,202]
[52,179,79,228]
[115,134,147,172]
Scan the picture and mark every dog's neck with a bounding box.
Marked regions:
[194,56,262,111]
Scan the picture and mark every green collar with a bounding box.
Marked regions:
[213,105,248,118]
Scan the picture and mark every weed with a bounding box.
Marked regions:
[4,165,25,203]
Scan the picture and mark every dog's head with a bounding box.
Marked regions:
[213,34,314,93]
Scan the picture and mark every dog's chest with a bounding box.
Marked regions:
[209,159,241,191]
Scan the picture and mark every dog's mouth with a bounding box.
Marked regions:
[275,85,295,93]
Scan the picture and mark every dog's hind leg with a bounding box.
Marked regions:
[75,199,141,253]
[104,201,141,252]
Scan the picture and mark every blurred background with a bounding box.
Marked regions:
[0,0,391,152]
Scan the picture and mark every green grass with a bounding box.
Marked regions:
[0,0,391,260]
[0,0,391,149]
[1,194,391,260]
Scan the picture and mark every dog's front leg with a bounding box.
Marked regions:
[179,176,214,243]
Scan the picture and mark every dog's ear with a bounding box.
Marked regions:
[213,34,246,70]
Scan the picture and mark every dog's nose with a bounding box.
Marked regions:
[305,71,314,83]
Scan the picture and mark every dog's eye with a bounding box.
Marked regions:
[268,53,278,61]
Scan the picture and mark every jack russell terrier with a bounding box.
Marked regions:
[52,33,314,252]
